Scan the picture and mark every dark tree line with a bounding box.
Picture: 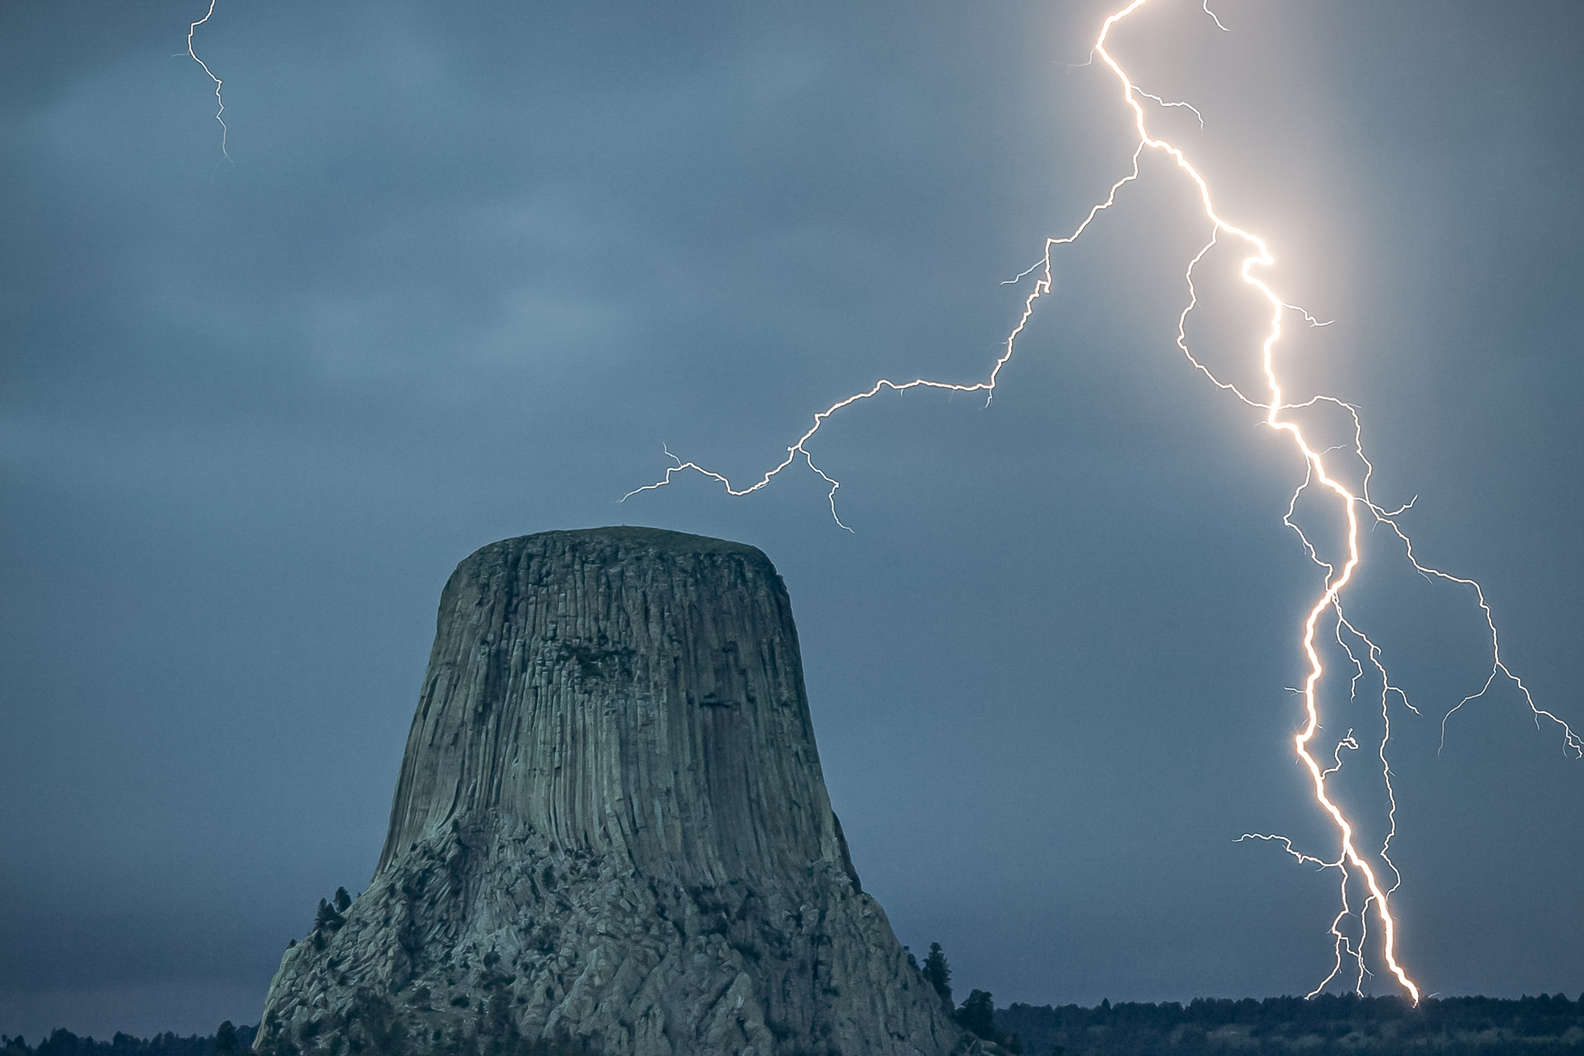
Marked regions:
[0,1030,606,1056]
[10,971,1581,1055]
[997,992,1584,1055]
[1,1022,253,1056]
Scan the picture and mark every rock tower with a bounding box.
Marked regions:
[255,527,976,1055]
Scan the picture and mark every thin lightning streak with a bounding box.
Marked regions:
[624,142,1145,505]
[187,0,231,163]
[1336,612,1412,886]
[1358,507,1584,758]
[1133,86,1206,129]
[1002,258,1048,286]
[626,0,1583,1001]
[1322,730,1360,779]
[1237,829,1367,997]
[1236,833,1340,871]
[1287,303,1335,327]
[804,451,853,534]
[1316,873,1364,999]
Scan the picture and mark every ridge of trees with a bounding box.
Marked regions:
[0,1023,254,1056]
[7,987,1583,1054]
[998,992,1584,1055]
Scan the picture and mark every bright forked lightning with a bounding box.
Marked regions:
[626,0,1584,1001]
[187,0,231,162]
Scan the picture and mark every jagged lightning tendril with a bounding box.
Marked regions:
[187,0,231,162]
[1134,86,1206,130]
[626,0,1584,1001]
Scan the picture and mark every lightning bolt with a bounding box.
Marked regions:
[186,0,231,162]
[625,0,1583,1001]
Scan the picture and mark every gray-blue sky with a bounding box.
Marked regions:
[4,0,1583,1040]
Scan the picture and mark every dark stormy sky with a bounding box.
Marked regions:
[5,0,1584,1041]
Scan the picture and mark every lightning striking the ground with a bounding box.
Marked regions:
[186,0,230,162]
[625,0,1583,1000]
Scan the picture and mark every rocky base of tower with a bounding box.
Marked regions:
[256,818,979,1056]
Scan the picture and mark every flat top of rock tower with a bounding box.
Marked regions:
[463,525,770,564]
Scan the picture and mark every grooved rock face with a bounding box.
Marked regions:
[381,527,847,887]
[254,528,978,1056]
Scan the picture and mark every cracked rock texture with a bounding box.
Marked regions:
[255,527,978,1056]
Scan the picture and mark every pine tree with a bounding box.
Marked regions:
[314,897,344,931]
[334,886,353,912]
[922,942,953,1008]
[956,989,996,1040]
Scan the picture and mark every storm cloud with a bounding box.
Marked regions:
[4,0,1583,1040]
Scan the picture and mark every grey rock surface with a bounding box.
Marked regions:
[255,527,979,1055]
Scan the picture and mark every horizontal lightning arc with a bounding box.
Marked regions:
[625,0,1583,1002]
[623,141,1146,505]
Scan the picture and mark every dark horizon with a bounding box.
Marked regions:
[9,993,1584,1055]
[5,0,1584,1041]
